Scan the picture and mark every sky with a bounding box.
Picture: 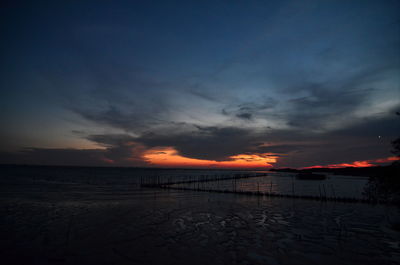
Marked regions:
[0,0,399,169]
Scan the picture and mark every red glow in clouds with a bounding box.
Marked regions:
[303,156,399,169]
[143,147,277,168]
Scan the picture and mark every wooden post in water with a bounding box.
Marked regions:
[318,184,322,199]
[292,177,295,196]
[331,185,336,199]
[234,176,237,192]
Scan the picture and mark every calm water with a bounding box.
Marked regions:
[1,166,369,199]
[1,165,399,265]
[0,165,247,183]
[173,171,369,199]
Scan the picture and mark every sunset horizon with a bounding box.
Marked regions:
[1,1,399,264]
[1,1,399,169]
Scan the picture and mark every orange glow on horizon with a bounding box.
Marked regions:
[303,156,399,169]
[374,156,399,163]
[143,147,277,168]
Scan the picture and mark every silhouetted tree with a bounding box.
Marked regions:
[363,111,400,205]
[392,112,400,166]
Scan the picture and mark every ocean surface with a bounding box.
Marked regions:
[1,166,368,199]
[172,171,369,199]
[0,165,399,265]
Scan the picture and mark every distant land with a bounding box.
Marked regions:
[270,164,399,177]
[0,163,399,177]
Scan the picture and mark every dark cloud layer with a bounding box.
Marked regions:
[139,127,256,161]
[0,134,148,167]
[0,148,107,167]
[1,112,397,167]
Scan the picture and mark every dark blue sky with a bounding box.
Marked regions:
[1,0,399,168]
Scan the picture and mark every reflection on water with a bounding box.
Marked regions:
[1,165,399,265]
[1,166,369,199]
[172,172,369,199]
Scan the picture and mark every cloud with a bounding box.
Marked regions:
[138,110,398,166]
[266,114,399,168]
[1,110,397,168]
[85,134,147,165]
[137,126,265,161]
[236,112,252,120]
[86,134,136,147]
[72,105,139,132]
[187,87,220,102]
[1,1,399,169]
[0,134,148,167]
[0,148,107,167]
[303,156,399,169]
[221,99,278,122]
[255,144,310,154]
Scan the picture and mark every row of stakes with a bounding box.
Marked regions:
[140,173,391,204]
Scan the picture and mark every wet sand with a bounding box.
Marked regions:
[1,179,399,265]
